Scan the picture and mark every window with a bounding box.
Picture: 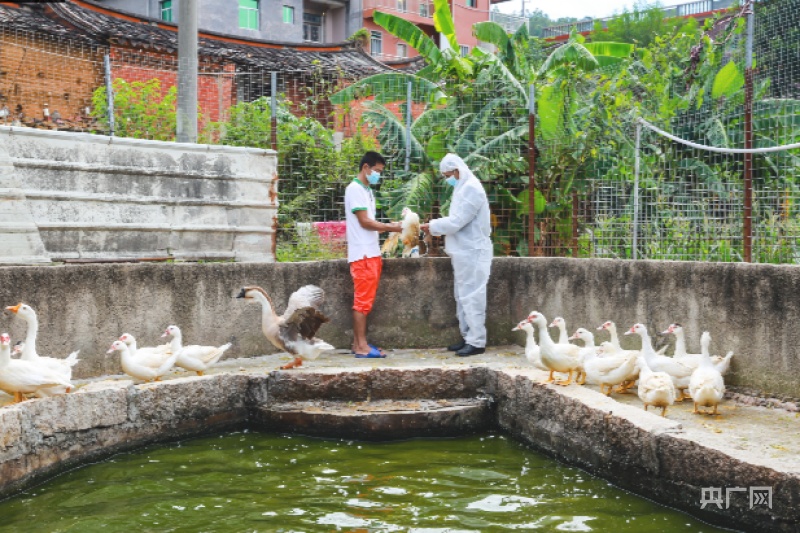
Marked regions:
[303,13,323,42]
[419,2,430,17]
[397,43,408,58]
[282,5,294,24]
[239,0,259,30]
[460,45,470,57]
[370,30,382,56]
[160,0,172,22]
[466,0,476,7]
[396,0,407,11]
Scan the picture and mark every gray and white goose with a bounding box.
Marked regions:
[237,285,334,369]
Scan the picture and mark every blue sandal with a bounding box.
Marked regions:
[354,346,386,358]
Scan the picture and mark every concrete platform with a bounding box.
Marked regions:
[0,346,798,532]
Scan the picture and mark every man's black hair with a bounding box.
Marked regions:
[359,151,386,170]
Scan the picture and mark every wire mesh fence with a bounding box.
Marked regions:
[0,24,104,131]
[2,0,798,263]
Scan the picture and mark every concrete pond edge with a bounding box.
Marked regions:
[0,366,796,532]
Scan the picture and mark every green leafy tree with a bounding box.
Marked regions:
[590,1,682,48]
[91,78,180,141]
[208,95,378,258]
[525,8,559,38]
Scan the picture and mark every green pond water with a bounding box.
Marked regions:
[0,431,731,532]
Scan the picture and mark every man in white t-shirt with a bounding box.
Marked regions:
[345,151,402,358]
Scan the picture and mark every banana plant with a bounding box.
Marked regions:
[472,21,532,81]
[371,0,473,81]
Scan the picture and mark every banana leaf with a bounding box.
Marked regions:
[537,83,565,141]
[433,0,458,53]
[382,171,436,218]
[374,11,443,65]
[464,124,528,166]
[711,61,744,99]
[361,101,426,162]
[473,21,512,63]
[583,42,634,58]
[454,98,508,155]
[538,40,600,76]
[329,73,446,106]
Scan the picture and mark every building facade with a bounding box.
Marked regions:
[359,0,508,62]
[96,0,350,43]
[95,0,513,61]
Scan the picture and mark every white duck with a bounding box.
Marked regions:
[568,328,600,385]
[598,320,669,356]
[635,354,676,417]
[161,325,231,376]
[237,285,334,369]
[688,332,726,416]
[119,333,176,374]
[0,333,72,403]
[575,334,638,396]
[526,312,582,386]
[512,320,546,371]
[119,333,171,359]
[11,341,24,357]
[662,323,733,375]
[107,339,177,382]
[549,317,570,345]
[625,323,694,401]
[596,321,642,393]
[5,303,79,394]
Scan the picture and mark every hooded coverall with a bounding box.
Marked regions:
[429,154,492,348]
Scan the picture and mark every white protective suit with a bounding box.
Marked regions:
[429,154,493,348]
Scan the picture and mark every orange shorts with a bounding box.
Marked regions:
[350,256,383,315]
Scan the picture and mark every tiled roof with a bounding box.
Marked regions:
[0,0,394,76]
[382,55,427,74]
[0,1,97,46]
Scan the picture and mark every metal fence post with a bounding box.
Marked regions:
[270,71,278,152]
[633,121,641,260]
[405,80,412,173]
[572,190,578,258]
[103,54,114,136]
[743,3,754,262]
[527,83,537,257]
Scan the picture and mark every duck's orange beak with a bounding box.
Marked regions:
[5,303,21,314]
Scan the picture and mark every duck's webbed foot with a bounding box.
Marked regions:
[281,357,303,370]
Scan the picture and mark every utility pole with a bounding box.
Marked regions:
[177,0,198,143]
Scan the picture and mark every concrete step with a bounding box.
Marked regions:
[252,398,493,440]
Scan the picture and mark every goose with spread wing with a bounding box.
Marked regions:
[237,285,334,369]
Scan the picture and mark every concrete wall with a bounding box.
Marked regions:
[100,0,308,43]
[1,368,795,531]
[347,0,363,41]
[259,0,304,43]
[0,126,277,263]
[0,257,797,397]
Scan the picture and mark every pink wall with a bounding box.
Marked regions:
[451,0,491,50]
[364,19,438,60]
[363,0,490,60]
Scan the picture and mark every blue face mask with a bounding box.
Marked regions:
[367,170,381,185]
[445,176,458,187]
